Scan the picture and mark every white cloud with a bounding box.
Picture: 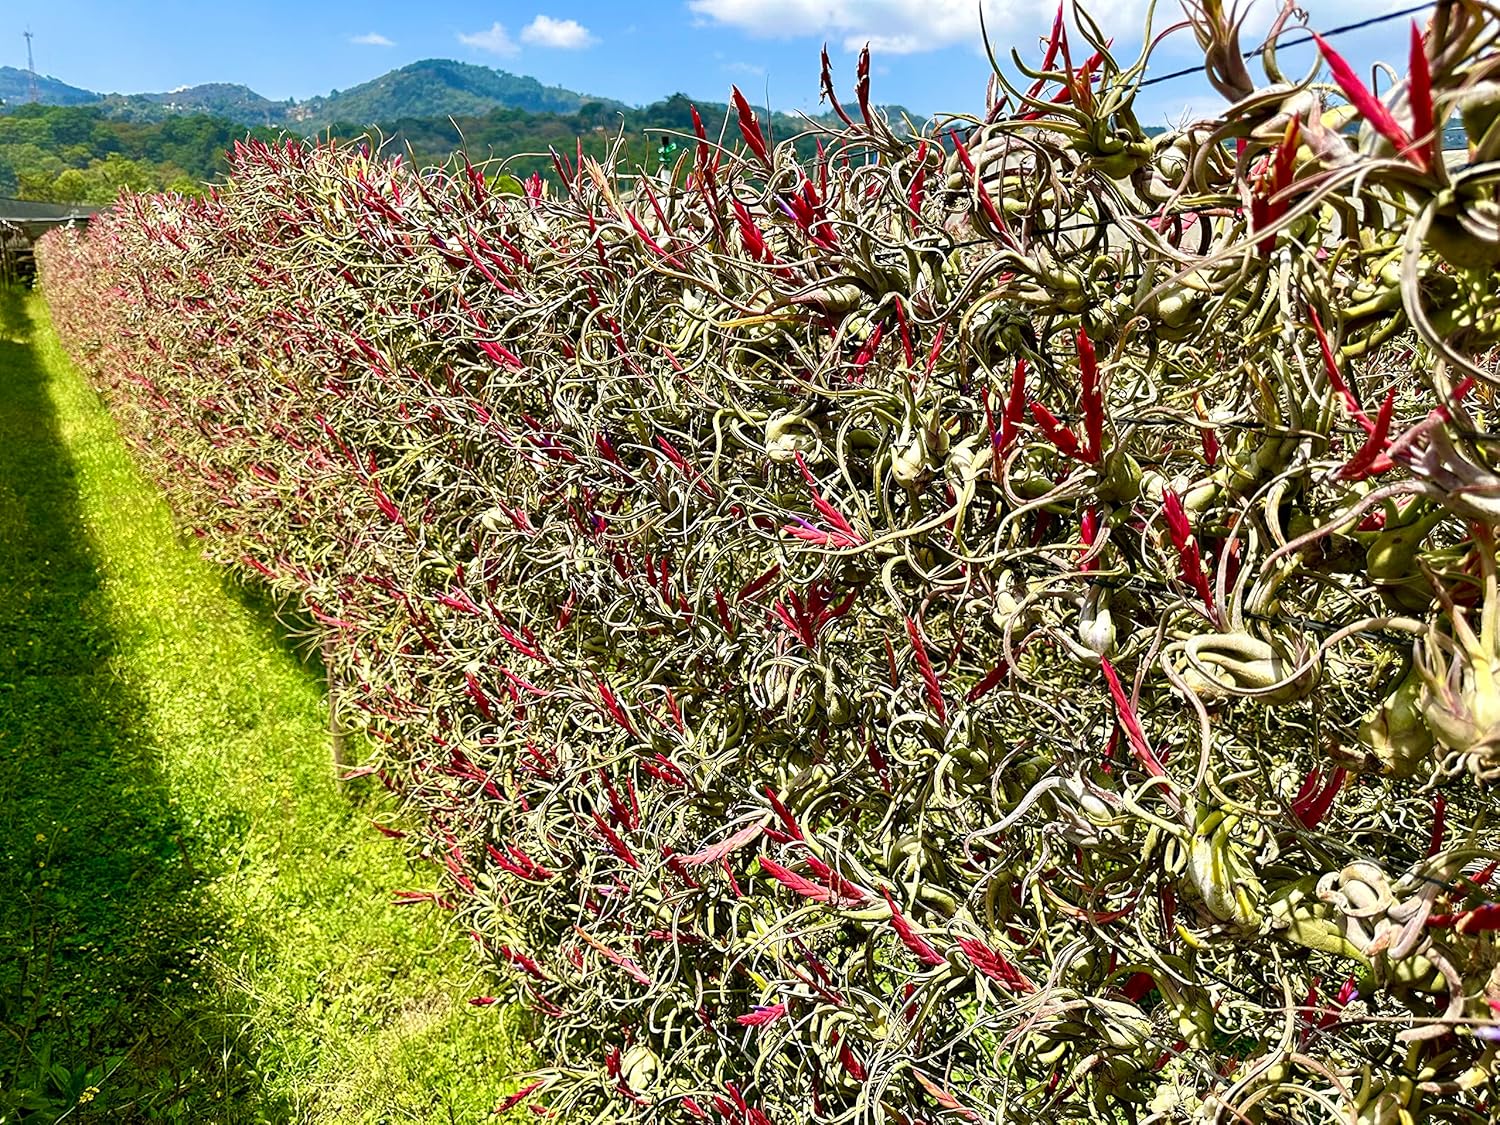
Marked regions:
[520,15,598,49]
[688,0,1389,56]
[458,22,520,55]
[350,31,395,47]
[686,0,1024,53]
[724,60,766,77]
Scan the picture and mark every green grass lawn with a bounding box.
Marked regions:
[0,287,524,1123]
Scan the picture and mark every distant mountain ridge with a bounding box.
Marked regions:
[2,59,644,130]
[0,66,99,107]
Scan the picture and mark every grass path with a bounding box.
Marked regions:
[0,288,520,1123]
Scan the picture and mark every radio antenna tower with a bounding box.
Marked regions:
[24,29,39,102]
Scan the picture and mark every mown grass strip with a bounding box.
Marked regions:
[0,287,523,1123]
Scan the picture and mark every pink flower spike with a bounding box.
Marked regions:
[905,617,948,724]
[1100,658,1166,778]
[735,1003,788,1027]
[881,889,946,966]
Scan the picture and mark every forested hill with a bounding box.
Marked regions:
[341,91,914,179]
[0,104,278,203]
[2,95,915,203]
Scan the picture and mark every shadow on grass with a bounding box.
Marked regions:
[0,286,286,1123]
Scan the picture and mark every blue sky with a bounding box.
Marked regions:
[4,2,1424,124]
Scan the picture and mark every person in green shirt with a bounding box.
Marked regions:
[657,135,679,170]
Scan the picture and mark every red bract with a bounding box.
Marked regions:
[1100,659,1167,778]
[735,1003,788,1027]
[1077,327,1103,462]
[905,617,948,723]
[882,889,946,966]
[1314,32,1428,173]
[758,855,833,903]
[955,935,1033,993]
[1338,390,1397,479]
[949,129,1015,246]
[1028,400,1086,462]
[731,200,772,262]
[1161,490,1215,608]
[1291,766,1346,829]
[773,582,857,648]
[1406,23,1436,169]
[907,143,928,232]
[496,1082,546,1114]
[731,87,772,167]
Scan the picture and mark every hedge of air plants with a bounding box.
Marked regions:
[37,2,1500,1120]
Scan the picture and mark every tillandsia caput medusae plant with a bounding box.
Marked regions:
[34,1,1500,1121]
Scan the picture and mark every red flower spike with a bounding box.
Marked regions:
[1407,23,1436,169]
[1252,117,1302,253]
[803,855,870,906]
[765,786,804,841]
[731,87,772,167]
[1077,327,1104,462]
[496,1081,545,1114]
[882,889,946,966]
[1028,400,1086,462]
[949,129,1014,246]
[591,812,641,869]
[1100,659,1167,777]
[905,617,948,724]
[785,453,864,547]
[1162,490,1215,608]
[758,855,832,903]
[908,144,929,232]
[731,200,772,262]
[594,676,638,737]
[1310,309,1376,432]
[956,935,1033,993]
[894,296,916,367]
[966,661,1009,703]
[1428,794,1447,858]
[1291,766,1346,828]
[1337,389,1397,480]
[855,45,872,126]
[1313,32,1426,172]
[690,104,713,175]
[984,389,1002,465]
[1428,903,1500,933]
[1080,506,1101,571]
[1039,4,1065,74]
[819,44,856,129]
[997,358,1028,463]
[838,1039,867,1081]
[1194,395,1220,466]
